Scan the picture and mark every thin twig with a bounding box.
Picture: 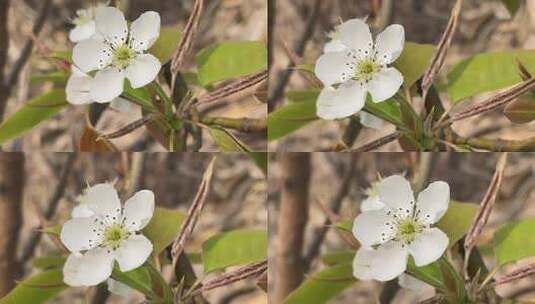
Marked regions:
[421,0,463,101]
[495,263,535,286]
[171,158,215,269]
[199,260,267,293]
[171,0,203,74]
[350,132,401,152]
[197,70,268,104]
[463,153,508,279]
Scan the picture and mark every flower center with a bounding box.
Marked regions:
[112,45,136,70]
[354,59,380,82]
[103,224,130,250]
[396,218,422,244]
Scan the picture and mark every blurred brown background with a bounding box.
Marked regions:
[268,0,535,151]
[268,152,535,303]
[1,0,267,151]
[0,152,267,303]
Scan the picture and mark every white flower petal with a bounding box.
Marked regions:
[338,18,373,54]
[359,111,384,129]
[370,241,409,281]
[95,6,128,47]
[361,195,385,212]
[66,73,93,105]
[398,274,430,291]
[90,67,125,103]
[69,21,96,43]
[409,228,449,267]
[352,247,375,280]
[115,234,153,272]
[60,216,100,253]
[316,82,366,120]
[323,39,347,53]
[378,175,414,211]
[63,248,114,287]
[367,67,403,103]
[124,54,161,88]
[314,51,353,86]
[71,204,95,218]
[72,39,112,73]
[81,183,121,218]
[123,190,155,231]
[375,24,405,64]
[107,278,134,297]
[416,181,450,224]
[352,210,394,247]
[129,11,161,52]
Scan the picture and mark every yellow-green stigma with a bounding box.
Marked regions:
[397,219,422,244]
[103,224,130,249]
[355,59,380,82]
[113,45,136,70]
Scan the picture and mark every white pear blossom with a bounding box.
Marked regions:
[352,175,450,281]
[66,65,134,112]
[71,7,161,103]
[69,3,107,43]
[315,19,405,120]
[61,183,155,287]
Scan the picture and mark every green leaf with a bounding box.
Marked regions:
[202,229,267,273]
[501,0,521,16]
[285,263,356,304]
[33,255,67,270]
[51,51,72,63]
[407,258,445,290]
[393,42,435,88]
[149,25,182,64]
[447,50,535,103]
[267,90,318,142]
[363,98,404,127]
[0,89,68,146]
[436,201,478,246]
[112,265,154,298]
[197,41,267,86]
[142,207,186,256]
[320,251,355,266]
[42,225,62,235]
[504,96,535,123]
[208,126,250,152]
[30,71,69,85]
[494,218,535,266]
[0,270,67,304]
[248,152,267,175]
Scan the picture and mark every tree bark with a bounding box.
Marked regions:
[0,153,24,297]
[273,153,311,303]
[0,0,10,121]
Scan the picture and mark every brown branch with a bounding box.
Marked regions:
[463,153,507,279]
[273,153,311,303]
[303,155,357,271]
[19,153,76,267]
[421,0,463,101]
[495,262,535,286]
[4,0,52,93]
[444,77,535,125]
[0,0,11,123]
[200,260,267,293]
[0,153,24,297]
[447,131,535,152]
[100,115,156,140]
[197,70,268,104]
[171,158,215,269]
[171,0,203,74]
[268,0,323,112]
[350,132,401,152]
